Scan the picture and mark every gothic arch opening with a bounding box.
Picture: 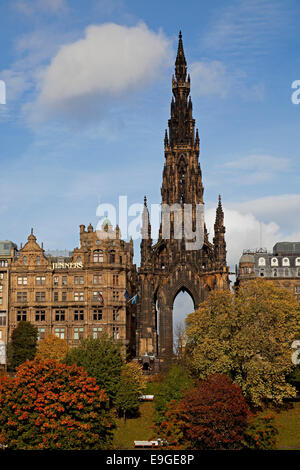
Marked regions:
[173,288,195,355]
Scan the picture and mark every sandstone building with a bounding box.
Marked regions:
[235,242,300,302]
[8,221,137,357]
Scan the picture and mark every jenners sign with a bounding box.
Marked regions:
[52,262,83,270]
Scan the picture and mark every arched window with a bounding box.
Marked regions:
[93,250,103,263]
[258,257,266,266]
[110,250,115,264]
[23,256,27,266]
[296,257,300,267]
[282,257,290,266]
[76,256,82,263]
[271,257,278,266]
[272,268,278,277]
[36,256,40,266]
[259,269,265,277]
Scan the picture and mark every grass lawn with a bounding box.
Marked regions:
[113,400,300,450]
[113,402,156,450]
[274,402,300,450]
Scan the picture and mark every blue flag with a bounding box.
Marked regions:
[131,294,138,305]
[124,289,130,301]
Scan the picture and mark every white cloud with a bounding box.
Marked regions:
[190,60,231,98]
[205,193,300,271]
[31,23,171,122]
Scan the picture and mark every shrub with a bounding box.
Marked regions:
[159,374,249,450]
[0,359,114,450]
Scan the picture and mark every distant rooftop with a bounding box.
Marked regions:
[45,249,73,258]
[0,240,17,256]
[273,242,300,256]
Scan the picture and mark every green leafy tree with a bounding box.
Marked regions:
[186,280,300,408]
[0,359,114,450]
[64,336,124,405]
[154,364,193,424]
[8,321,38,370]
[115,362,145,421]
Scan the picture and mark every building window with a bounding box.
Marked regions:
[17,310,27,321]
[17,291,27,302]
[296,258,300,267]
[113,274,119,286]
[36,276,46,286]
[271,257,278,266]
[93,250,103,263]
[74,276,84,285]
[53,276,59,286]
[259,269,265,277]
[294,286,300,294]
[93,327,102,339]
[93,275,102,284]
[282,257,290,267]
[36,292,46,302]
[23,256,27,266]
[272,268,278,277]
[54,328,65,339]
[74,310,84,321]
[284,268,290,277]
[62,276,67,286]
[93,309,102,321]
[0,297,2,306]
[110,250,115,263]
[112,327,119,340]
[62,291,67,302]
[119,256,122,264]
[55,310,65,322]
[36,256,41,266]
[0,313,6,326]
[297,269,300,277]
[0,286,2,292]
[258,257,266,267]
[74,292,84,301]
[18,277,27,285]
[113,309,120,321]
[53,291,59,302]
[74,327,84,340]
[38,328,46,340]
[35,310,45,321]
[0,273,4,279]
[0,260,8,267]
[77,256,82,263]
[112,290,119,301]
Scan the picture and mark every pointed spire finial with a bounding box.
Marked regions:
[144,196,147,207]
[175,30,187,82]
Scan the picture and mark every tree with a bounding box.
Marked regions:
[64,336,124,405]
[8,321,38,370]
[154,364,193,425]
[159,374,249,450]
[186,280,300,407]
[115,362,145,421]
[36,334,69,362]
[0,359,114,450]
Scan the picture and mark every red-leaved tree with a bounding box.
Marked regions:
[0,359,114,450]
[159,374,250,450]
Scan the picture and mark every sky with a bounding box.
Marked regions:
[1,0,300,327]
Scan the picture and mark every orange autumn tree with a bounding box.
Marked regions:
[36,334,69,362]
[0,359,114,450]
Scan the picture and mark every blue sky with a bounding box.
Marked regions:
[1,0,300,324]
